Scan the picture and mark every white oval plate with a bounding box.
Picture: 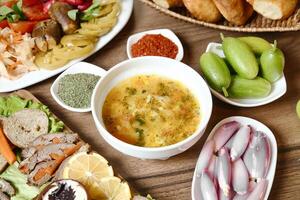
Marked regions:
[51,62,106,113]
[192,116,277,200]
[205,42,287,107]
[126,29,184,61]
[0,0,133,93]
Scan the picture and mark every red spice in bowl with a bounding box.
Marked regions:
[131,34,178,59]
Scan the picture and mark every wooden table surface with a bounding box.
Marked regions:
[26,1,300,199]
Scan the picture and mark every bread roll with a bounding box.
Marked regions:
[247,0,298,20]
[213,0,254,25]
[153,0,183,8]
[183,0,222,23]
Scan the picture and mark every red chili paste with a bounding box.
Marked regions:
[131,34,178,59]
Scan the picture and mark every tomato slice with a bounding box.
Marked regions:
[0,0,17,8]
[78,0,92,11]
[22,4,49,21]
[8,21,37,34]
[62,0,85,6]
[22,0,41,6]
[42,0,55,13]
[0,20,9,29]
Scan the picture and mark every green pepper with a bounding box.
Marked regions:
[221,34,259,79]
[228,75,271,99]
[200,52,231,96]
[260,41,285,83]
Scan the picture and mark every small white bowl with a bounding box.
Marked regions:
[51,62,106,113]
[191,116,277,200]
[126,29,184,61]
[91,56,212,160]
[204,42,287,107]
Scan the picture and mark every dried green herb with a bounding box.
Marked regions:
[58,73,100,108]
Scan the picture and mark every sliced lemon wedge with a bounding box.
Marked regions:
[92,176,132,200]
[61,152,114,199]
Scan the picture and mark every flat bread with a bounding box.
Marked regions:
[3,109,49,148]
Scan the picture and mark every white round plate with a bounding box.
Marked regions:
[51,62,106,113]
[205,42,287,107]
[126,29,184,61]
[192,116,277,200]
[0,0,133,93]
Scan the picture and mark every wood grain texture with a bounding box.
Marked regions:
[23,1,300,199]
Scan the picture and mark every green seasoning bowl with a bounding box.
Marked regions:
[51,62,106,113]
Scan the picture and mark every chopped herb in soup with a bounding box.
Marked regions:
[102,75,200,147]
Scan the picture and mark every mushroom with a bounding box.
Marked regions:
[49,2,79,34]
[32,19,63,52]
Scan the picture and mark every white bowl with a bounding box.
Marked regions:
[204,42,287,107]
[91,56,212,160]
[126,29,184,61]
[191,116,277,200]
[51,62,106,113]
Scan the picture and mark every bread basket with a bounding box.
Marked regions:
[139,0,300,32]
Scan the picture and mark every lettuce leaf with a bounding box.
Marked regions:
[0,96,29,117]
[0,164,39,200]
[0,96,64,133]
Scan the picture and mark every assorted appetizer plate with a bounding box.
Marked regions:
[126,28,184,61]
[51,62,107,113]
[205,42,287,107]
[0,0,133,93]
[191,116,277,200]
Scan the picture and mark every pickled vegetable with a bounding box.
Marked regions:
[200,52,231,96]
[239,37,272,55]
[35,51,69,70]
[260,41,285,83]
[221,34,259,79]
[60,34,96,47]
[35,42,95,70]
[228,76,271,98]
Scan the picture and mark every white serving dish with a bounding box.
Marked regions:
[51,62,106,113]
[126,29,184,61]
[0,0,133,93]
[91,56,212,160]
[205,42,287,107]
[192,116,277,200]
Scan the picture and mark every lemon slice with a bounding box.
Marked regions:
[92,176,132,200]
[61,152,114,198]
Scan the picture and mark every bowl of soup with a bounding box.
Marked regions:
[91,56,212,159]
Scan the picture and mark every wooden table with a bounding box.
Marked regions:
[26,1,300,199]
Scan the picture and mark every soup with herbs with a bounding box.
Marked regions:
[102,75,200,147]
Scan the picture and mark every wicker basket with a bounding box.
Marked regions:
[139,0,300,32]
